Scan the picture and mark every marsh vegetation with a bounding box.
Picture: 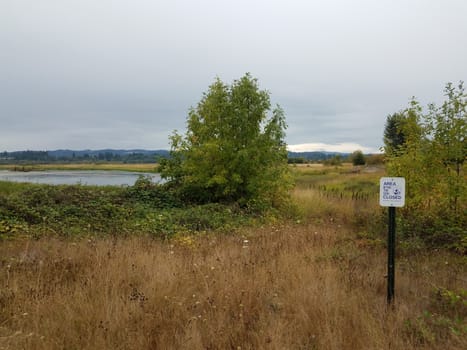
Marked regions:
[0,164,465,349]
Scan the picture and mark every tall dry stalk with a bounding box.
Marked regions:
[1,222,465,349]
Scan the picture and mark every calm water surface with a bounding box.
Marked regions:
[0,170,162,186]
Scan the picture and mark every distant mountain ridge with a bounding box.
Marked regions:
[287,151,350,160]
[47,149,170,158]
[0,149,169,163]
[2,149,350,162]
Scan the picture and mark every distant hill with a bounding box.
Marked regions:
[47,149,170,159]
[1,149,351,163]
[287,151,350,161]
[0,149,169,163]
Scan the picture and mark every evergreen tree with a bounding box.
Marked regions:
[383,112,407,155]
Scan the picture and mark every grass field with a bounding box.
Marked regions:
[0,164,465,349]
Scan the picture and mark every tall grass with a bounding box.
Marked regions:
[291,166,385,236]
[0,165,465,349]
[1,224,465,349]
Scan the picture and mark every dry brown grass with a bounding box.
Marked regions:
[1,221,465,349]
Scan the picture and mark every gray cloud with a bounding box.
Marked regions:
[1,0,466,152]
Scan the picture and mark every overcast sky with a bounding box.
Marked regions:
[1,0,466,153]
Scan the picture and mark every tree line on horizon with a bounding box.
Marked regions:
[0,149,375,165]
[0,150,168,164]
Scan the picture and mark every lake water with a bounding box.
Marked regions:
[0,170,162,186]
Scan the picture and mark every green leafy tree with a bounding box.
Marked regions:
[385,82,466,249]
[351,150,366,166]
[425,82,466,214]
[160,74,291,209]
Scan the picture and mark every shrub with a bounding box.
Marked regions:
[126,175,181,209]
[384,82,466,248]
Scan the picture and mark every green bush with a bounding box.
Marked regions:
[404,287,467,344]
[0,181,256,239]
[125,175,181,208]
[384,82,466,249]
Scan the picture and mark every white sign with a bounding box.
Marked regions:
[379,177,405,207]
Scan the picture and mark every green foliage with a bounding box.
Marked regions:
[288,157,307,164]
[350,150,366,166]
[383,100,425,158]
[384,112,409,155]
[323,155,342,166]
[404,287,467,345]
[0,219,26,240]
[135,203,250,238]
[0,181,259,239]
[159,73,292,210]
[126,175,181,209]
[0,184,130,235]
[384,82,466,249]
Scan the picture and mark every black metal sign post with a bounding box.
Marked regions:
[387,206,396,305]
[379,177,405,306]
